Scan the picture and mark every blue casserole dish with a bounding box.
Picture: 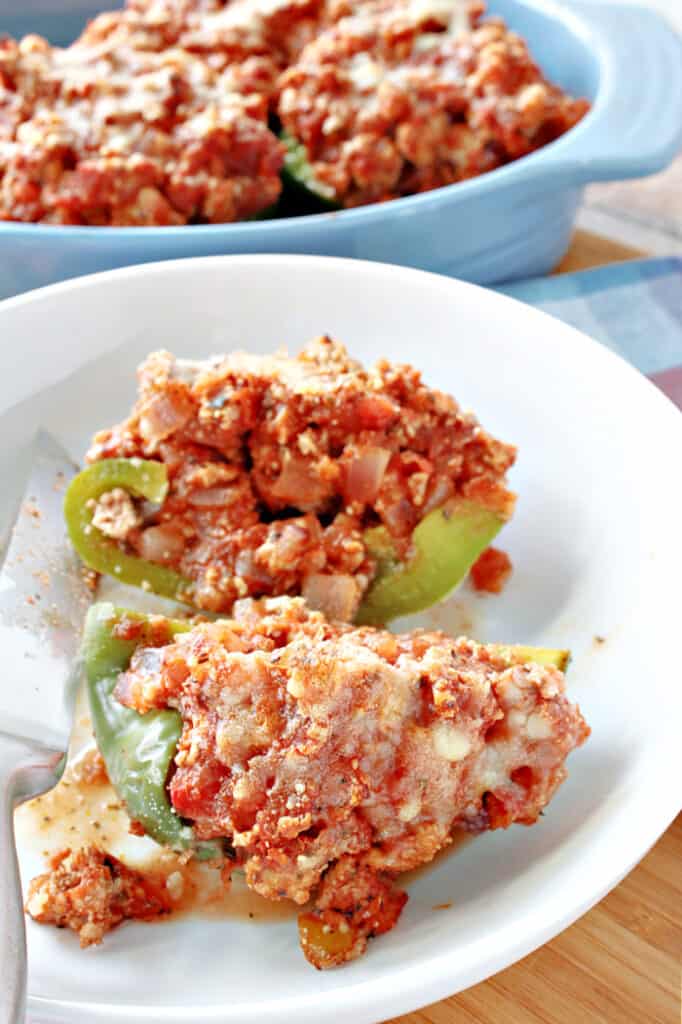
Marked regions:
[1,0,681,298]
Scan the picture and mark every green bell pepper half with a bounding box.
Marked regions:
[82,601,221,859]
[64,458,193,603]
[356,498,506,626]
[81,602,568,858]
[66,460,508,627]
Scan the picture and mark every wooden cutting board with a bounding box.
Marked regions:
[388,231,682,1024]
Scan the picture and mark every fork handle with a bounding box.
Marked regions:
[0,734,63,1024]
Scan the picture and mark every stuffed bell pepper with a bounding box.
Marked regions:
[26,597,586,966]
[65,336,516,624]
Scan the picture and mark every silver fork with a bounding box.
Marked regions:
[0,433,91,1023]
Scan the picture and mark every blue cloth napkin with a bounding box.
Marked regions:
[502,257,682,380]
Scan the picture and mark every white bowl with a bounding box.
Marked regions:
[1,255,680,1024]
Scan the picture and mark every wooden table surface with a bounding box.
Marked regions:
[388,230,682,1024]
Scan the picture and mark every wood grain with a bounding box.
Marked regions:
[554,229,644,274]
[389,816,681,1024]
[387,231,682,1024]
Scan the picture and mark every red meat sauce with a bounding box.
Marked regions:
[26,847,173,948]
[38,595,586,967]
[0,25,285,225]
[0,0,320,225]
[0,0,588,224]
[277,0,589,206]
[87,336,516,617]
[470,545,512,594]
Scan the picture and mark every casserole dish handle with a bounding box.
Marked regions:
[551,2,682,183]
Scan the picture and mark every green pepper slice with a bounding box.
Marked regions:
[67,460,508,626]
[64,459,193,603]
[493,645,570,673]
[280,132,342,214]
[357,498,505,626]
[82,601,220,859]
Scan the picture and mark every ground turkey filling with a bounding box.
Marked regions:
[26,848,173,948]
[277,0,590,206]
[87,336,516,617]
[26,597,589,966]
[0,0,589,224]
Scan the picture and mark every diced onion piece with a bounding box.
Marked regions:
[379,496,418,537]
[270,454,332,510]
[302,573,360,622]
[422,476,454,516]
[343,446,391,505]
[234,549,275,588]
[187,486,237,507]
[139,390,194,444]
[135,524,186,565]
